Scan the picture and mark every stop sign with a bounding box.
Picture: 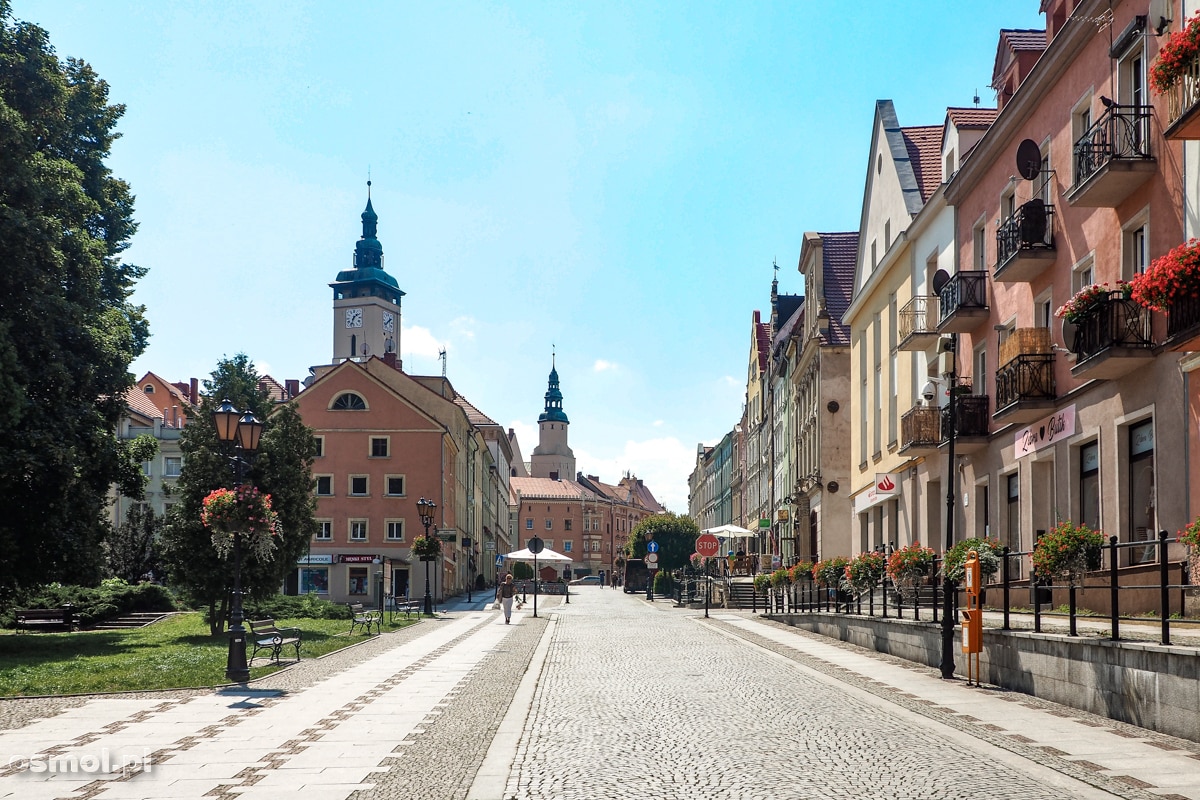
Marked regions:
[695,533,720,558]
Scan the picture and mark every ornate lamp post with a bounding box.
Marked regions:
[211,399,264,684]
[416,497,437,615]
[939,333,959,680]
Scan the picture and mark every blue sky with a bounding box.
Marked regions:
[17,1,1044,512]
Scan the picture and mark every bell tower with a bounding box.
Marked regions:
[531,354,575,480]
[331,182,405,365]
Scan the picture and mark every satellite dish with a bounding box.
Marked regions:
[1016,139,1042,181]
[932,269,951,294]
[1061,318,1078,352]
[1150,0,1173,35]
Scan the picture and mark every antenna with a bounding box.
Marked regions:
[1015,139,1042,181]
[973,89,980,107]
[439,348,447,377]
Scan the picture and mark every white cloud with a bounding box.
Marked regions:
[402,324,448,360]
[653,420,663,427]
[574,436,696,514]
[719,375,740,389]
[451,316,477,341]
[507,420,538,467]
[593,359,618,372]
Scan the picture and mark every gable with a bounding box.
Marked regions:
[296,360,444,433]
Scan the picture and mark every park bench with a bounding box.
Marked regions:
[387,595,421,620]
[248,619,302,665]
[15,607,75,633]
[348,603,381,635]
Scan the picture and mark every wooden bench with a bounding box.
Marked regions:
[348,603,381,635]
[248,619,301,665]
[387,596,421,620]
[15,608,75,633]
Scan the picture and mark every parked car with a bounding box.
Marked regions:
[569,575,602,585]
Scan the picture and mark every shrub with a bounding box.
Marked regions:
[653,570,675,595]
[1,581,181,628]
[245,593,353,620]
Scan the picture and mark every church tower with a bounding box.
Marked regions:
[331,182,405,364]
[530,355,575,480]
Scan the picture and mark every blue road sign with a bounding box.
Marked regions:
[495,555,504,567]
[647,541,659,553]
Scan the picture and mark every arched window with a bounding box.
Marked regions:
[331,392,367,411]
[143,384,154,394]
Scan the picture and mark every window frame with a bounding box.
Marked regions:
[349,519,368,542]
[315,475,334,496]
[349,474,369,497]
[385,474,406,497]
[385,519,405,541]
[316,520,332,541]
[370,436,390,458]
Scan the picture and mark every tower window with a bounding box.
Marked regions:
[331,393,367,411]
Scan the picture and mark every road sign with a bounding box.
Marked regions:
[528,536,544,554]
[645,552,659,567]
[646,541,659,553]
[695,533,720,558]
[495,555,504,567]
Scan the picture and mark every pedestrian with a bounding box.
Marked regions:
[497,573,517,624]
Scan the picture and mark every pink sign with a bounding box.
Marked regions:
[1015,405,1076,458]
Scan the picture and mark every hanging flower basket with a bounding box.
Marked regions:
[752,573,771,593]
[1055,281,1132,323]
[1130,239,1200,313]
[886,542,936,600]
[769,568,791,588]
[812,556,850,589]
[942,537,1002,584]
[410,534,441,561]
[1150,12,1200,94]
[1178,517,1200,585]
[200,486,280,561]
[789,560,814,583]
[844,551,886,594]
[689,552,705,570]
[1032,521,1104,586]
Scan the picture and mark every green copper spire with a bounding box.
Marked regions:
[538,353,569,423]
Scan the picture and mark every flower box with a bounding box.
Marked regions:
[1152,13,1200,95]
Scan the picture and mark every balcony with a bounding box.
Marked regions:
[1165,50,1200,140]
[1068,292,1155,379]
[1064,104,1154,208]
[1163,293,1200,351]
[942,393,989,454]
[936,271,989,333]
[897,295,940,351]
[995,200,1056,283]
[899,406,940,456]
[993,353,1056,424]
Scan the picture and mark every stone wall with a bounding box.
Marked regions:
[771,613,1200,743]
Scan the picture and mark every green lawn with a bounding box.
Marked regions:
[0,613,418,697]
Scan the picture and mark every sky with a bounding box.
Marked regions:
[16,1,1045,513]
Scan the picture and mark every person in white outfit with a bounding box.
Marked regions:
[498,574,516,623]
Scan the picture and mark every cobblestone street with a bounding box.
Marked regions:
[3,589,1200,800]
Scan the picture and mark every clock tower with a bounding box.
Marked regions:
[531,355,576,480]
[331,183,405,365]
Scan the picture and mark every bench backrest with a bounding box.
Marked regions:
[18,609,67,620]
[249,619,278,634]
[348,603,365,614]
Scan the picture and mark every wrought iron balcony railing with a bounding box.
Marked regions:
[1166,49,1200,138]
[898,295,938,340]
[1073,103,1153,186]
[994,353,1055,411]
[936,271,988,325]
[941,394,990,441]
[1166,292,1200,347]
[900,406,940,451]
[996,200,1056,269]
[1069,292,1153,360]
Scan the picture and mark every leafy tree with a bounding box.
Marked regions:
[0,1,149,592]
[159,355,318,634]
[105,503,161,583]
[626,513,701,572]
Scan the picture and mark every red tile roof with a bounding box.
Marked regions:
[946,107,997,129]
[123,386,164,422]
[258,375,287,403]
[1002,29,1048,51]
[454,392,498,426]
[820,232,859,346]
[510,476,584,500]
[901,125,943,203]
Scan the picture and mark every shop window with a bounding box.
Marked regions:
[348,567,369,595]
[1079,441,1100,531]
[1128,420,1156,565]
[300,567,328,594]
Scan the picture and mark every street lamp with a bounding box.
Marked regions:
[416,497,437,615]
[211,398,264,685]
[373,555,388,620]
[936,334,959,680]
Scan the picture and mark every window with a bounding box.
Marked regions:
[1124,217,1149,279]
[314,436,324,458]
[1128,420,1156,565]
[1005,472,1020,562]
[348,567,368,595]
[386,475,405,496]
[350,520,368,541]
[315,475,333,496]
[316,520,332,541]
[349,475,368,496]
[592,540,600,552]
[1079,441,1100,531]
[299,567,328,594]
[386,520,404,541]
[563,541,573,552]
[142,459,152,477]
[1034,290,1053,330]
[543,539,555,549]
[973,220,987,270]
[1118,40,1147,147]
[525,518,533,530]
[1071,93,1093,185]
[545,518,553,530]
[973,344,987,399]
[370,437,389,458]
[564,519,572,531]
[331,392,366,411]
[143,384,154,394]
[1072,255,1095,295]
[164,456,182,478]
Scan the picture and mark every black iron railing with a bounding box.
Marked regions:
[1167,292,1200,341]
[1071,292,1154,359]
[899,295,938,340]
[997,200,1055,267]
[942,394,989,440]
[937,270,988,324]
[1073,103,1153,187]
[994,353,1055,411]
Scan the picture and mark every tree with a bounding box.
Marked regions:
[159,355,318,634]
[105,503,161,583]
[626,513,701,572]
[0,1,149,592]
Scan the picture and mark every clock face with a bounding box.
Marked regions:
[345,307,363,328]
[382,311,395,333]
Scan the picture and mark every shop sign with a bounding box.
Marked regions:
[339,554,378,564]
[853,473,901,514]
[296,554,333,565]
[1015,405,1075,458]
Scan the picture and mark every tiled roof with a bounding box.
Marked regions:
[1003,29,1047,51]
[140,371,189,405]
[622,477,664,513]
[124,386,164,422]
[901,125,943,203]
[510,476,583,500]
[754,311,771,374]
[946,107,997,129]
[772,297,804,355]
[259,375,287,402]
[820,232,859,346]
[454,392,497,426]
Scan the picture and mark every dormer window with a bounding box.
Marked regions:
[331,392,367,411]
[143,384,154,394]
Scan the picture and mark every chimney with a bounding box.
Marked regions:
[172,405,179,428]
[190,378,199,405]
[382,352,400,370]
[285,379,300,399]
